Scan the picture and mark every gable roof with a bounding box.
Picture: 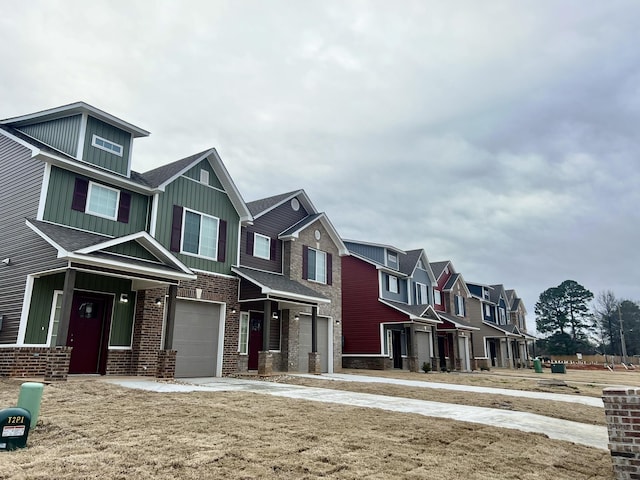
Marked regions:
[343,239,407,255]
[482,321,521,337]
[429,261,452,280]
[1,101,149,137]
[26,219,195,283]
[278,212,348,256]
[490,284,508,305]
[247,190,318,219]
[436,311,480,331]
[140,148,252,224]
[379,299,442,324]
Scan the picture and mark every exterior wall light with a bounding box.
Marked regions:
[272,311,279,320]
[155,298,163,306]
[1,258,10,266]
[119,293,129,303]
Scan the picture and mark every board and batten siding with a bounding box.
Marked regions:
[82,116,132,176]
[240,198,309,272]
[17,115,81,157]
[155,172,240,274]
[0,134,66,344]
[344,241,385,265]
[43,166,149,237]
[183,162,224,190]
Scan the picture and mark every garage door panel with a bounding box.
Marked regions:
[416,331,431,367]
[174,301,221,378]
[299,317,329,373]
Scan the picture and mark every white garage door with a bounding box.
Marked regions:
[416,330,432,369]
[173,300,222,378]
[299,316,329,373]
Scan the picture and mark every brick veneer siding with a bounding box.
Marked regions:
[156,350,176,379]
[0,347,71,380]
[106,349,133,375]
[131,288,166,376]
[343,356,390,370]
[603,387,640,479]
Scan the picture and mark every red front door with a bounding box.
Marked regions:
[67,294,108,374]
[248,314,263,370]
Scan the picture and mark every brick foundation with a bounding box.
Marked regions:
[308,352,321,374]
[603,387,640,479]
[0,347,72,379]
[106,349,133,375]
[258,351,273,376]
[342,356,388,370]
[44,347,72,381]
[156,350,176,379]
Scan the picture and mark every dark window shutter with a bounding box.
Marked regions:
[217,219,227,263]
[326,253,332,285]
[385,275,389,291]
[170,205,183,252]
[455,297,460,315]
[246,230,254,255]
[270,237,277,261]
[71,178,89,212]
[117,192,131,223]
[302,245,309,280]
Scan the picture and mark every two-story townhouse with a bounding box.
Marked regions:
[231,190,346,374]
[0,102,251,380]
[506,288,536,364]
[342,241,441,371]
[138,149,252,378]
[0,103,194,379]
[429,261,478,371]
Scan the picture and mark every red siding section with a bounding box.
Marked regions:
[342,256,407,354]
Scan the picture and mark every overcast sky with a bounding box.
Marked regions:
[2,1,639,333]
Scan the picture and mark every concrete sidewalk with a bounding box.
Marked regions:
[108,376,608,451]
[294,373,604,407]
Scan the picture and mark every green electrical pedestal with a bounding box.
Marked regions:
[17,383,44,429]
[533,358,543,373]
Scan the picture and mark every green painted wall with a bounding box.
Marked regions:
[24,272,135,347]
[44,166,149,237]
[18,115,81,157]
[82,116,132,175]
[105,241,158,261]
[182,161,223,189]
[155,162,240,274]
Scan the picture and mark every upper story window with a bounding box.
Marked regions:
[434,289,442,305]
[483,288,490,300]
[91,134,123,157]
[182,209,219,259]
[307,247,327,284]
[499,307,506,324]
[484,304,491,318]
[253,233,271,260]
[200,169,209,185]
[455,295,465,317]
[86,182,120,220]
[417,259,426,270]
[415,283,428,304]
[388,275,399,294]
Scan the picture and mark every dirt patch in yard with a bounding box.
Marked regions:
[0,378,612,479]
[275,376,606,426]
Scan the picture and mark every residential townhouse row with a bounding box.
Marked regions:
[0,102,534,380]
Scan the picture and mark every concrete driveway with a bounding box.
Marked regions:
[108,375,608,451]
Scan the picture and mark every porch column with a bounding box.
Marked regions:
[163,284,178,350]
[431,325,439,371]
[311,306,318,353]
[55,268,76,346]
[259,300,273,376]
[408,324,418,372]
[506,338,514,368]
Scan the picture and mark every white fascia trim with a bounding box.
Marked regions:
[279,213,348,256]
[16,275,35,345]
[150,193,159,237]
[0,127,41,155]
[37,150,156,195]
[481,321,519,337]
[36,163,52,220]
[1,102,150,137]
[377,299,440,323]
[66,252,196,281]
[231,267,329,304]
[252,190,318,220]
[77,112,88,159]
[191,268,239,280]
[75,231,193,275]
[25,219,68,257]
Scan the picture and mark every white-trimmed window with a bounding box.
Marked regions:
[91,134,123,157]
[308,248,327,283]
[387,251,398,269]
[415,283,428,304]
[86,182,119,220]
[238,312,249,354]
[182,209,219,259]
[388,275,399,294]
[455,295,465,317]
[485,304,491,317]
[200,169,209,185]
[434,289,442,305]
[253,233,271,260]
[499,307,506,324]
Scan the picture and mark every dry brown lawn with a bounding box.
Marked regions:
[0,377,613,479]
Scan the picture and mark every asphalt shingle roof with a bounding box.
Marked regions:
[140,149,211,188]
[430,261,450,279]
[233,266,328,302]
[437,311,477,330]
[246,190,300,216]
[279,213,323,237]
[381,299,432,318]
[399,249,422,276]
[29,219,110,251]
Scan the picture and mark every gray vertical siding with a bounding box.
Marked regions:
[17,115,81,157]
[344,242,385,265]
[0,133,67,344]
[82,116,132,175]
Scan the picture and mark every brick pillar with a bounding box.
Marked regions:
[308,352,321,374]
[131,288,166,376]
[156,350,176,379]
[407,356,419,373]
[258,351,273,376]
[44,347,72,382]
[603,387,640,479]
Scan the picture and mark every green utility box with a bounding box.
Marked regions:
[17,382,43,429]
[0,407,31,451]
[533,358,543,373]
[551,363,566,374]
